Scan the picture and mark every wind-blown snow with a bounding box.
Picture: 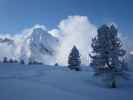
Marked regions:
[50,16,97,65]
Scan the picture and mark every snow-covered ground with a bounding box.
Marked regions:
[0,63,132,100]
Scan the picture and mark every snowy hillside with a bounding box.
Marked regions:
[20,27,59,64]
[0,63,132,100]
[0,26,59,64]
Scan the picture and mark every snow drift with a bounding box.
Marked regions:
[0,63,132,100]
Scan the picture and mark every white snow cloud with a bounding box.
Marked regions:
[51,16,97,65]
[48,29,60,38]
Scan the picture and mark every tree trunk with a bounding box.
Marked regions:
[111,79,116,88]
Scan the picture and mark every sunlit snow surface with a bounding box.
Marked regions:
[0,63,132,100]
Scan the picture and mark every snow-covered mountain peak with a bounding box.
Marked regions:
[31,27,57,42]
[19,26,59,64]
[0,25,59,65]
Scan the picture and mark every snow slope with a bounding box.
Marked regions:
[21,27,59,64]
[0,26,59,64]
[0,63,132,100]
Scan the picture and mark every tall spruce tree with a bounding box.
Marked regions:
[90,24,128,88]
[68,46,81,71]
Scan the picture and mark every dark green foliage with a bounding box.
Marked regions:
[28,60,43,65]
[20,59,25,64]
[55,63,58,66]
[3,57,8,63]
[90,24,128,88]
[68,46,81,71]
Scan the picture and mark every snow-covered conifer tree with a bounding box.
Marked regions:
[3,57,8,63]
[90,24,128,88]
[68,46,81,71]
[20,59,25,64]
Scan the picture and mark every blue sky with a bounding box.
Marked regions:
[0,0,132,37]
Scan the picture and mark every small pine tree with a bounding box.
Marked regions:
[20,59,25,64]
[55,63,58,66]
[90,24,128,88]
[3,57,8,63]
[14,60,18,63]
[68,46,81,71]
[9,59,13,63]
